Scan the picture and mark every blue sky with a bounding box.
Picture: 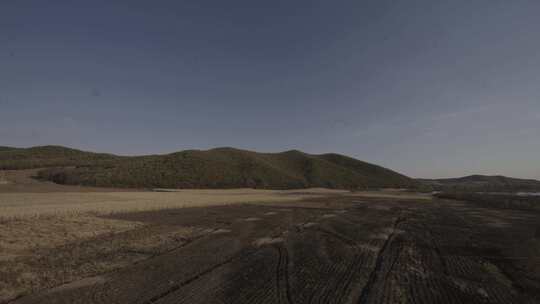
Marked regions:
[1,0,539,179]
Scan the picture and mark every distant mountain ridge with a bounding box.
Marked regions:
[0,145,418,190]
[419,175,540,192]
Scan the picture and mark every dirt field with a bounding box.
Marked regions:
[2,193,539,303]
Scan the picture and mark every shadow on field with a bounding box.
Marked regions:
[7,196,540,304]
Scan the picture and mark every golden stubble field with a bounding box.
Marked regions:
[0,188,353,257]
[0,178,432,302]
[0,187,429,259]
[0,188,349,218]
[0,188,350,301]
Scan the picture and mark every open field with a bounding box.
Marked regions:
[0,171,421,219]
[0,188,350,218]
[1,190,539,303]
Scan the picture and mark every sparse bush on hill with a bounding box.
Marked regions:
[420,175,540,192]
[3,146,418,190]
[435,192,540,211]
[0,146,121,170]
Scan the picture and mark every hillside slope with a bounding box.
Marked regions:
[1,146,417,190]
[0,146,122,170]
[420,175,540,192]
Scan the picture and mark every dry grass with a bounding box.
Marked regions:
[0,215,143,262]
[349,190,432,200]
[0,187,421,265]
[0,188,347,301]
[0,188,347,219]
[0,188,348,264]
[0,187,430,302]
[0,216,203,301]
[0,172,431,303]
[0,171,9,185]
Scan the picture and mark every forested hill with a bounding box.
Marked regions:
[419,175,540,192]
[0,145,418,190]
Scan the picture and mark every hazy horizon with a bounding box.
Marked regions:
[2,1,539,179]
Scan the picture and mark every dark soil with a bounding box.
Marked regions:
[12,197,540,304]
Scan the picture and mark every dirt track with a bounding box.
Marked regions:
[11,196,540,304]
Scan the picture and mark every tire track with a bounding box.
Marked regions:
[357,215,405,304]
[140,249,257,304]
[423,223,449,276]
[317,228,358,304]
[315,227,358,248]
[274,245,293,304]
[127,231,209,260]
[312,227,368,304]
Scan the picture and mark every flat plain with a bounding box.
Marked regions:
[0,175,538,303]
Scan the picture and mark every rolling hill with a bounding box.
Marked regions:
[419,175,540,192]
[0,146,418,190]
[0,145,123,170]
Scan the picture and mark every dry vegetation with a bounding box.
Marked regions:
[5,196,538,304]
[0,182,349,302]
[0,215,142,260]
[1,186,539,303]
[0,214,207,301]
[0,188,427,303]
[0,215,144,300]
[0,188,348,219]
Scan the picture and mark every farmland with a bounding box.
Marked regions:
[1,188,538,303]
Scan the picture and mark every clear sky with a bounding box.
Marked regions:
[1,1,539,179]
